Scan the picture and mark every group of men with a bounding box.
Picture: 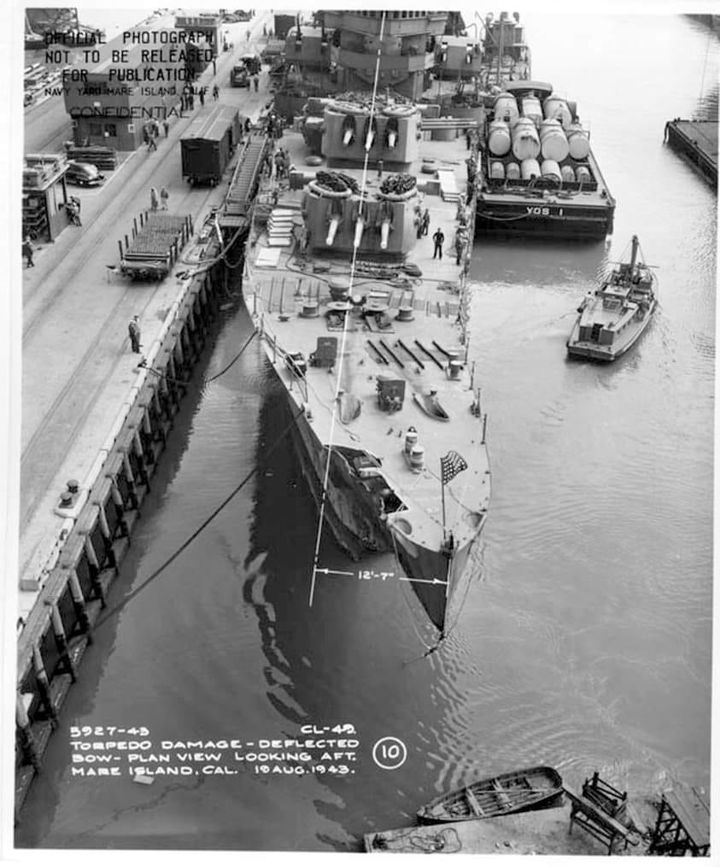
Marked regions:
[413,203,467,265]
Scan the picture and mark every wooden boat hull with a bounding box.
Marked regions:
[417,765,564,823]
[566,298,656,361]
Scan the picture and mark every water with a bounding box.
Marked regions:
[16,12,716,853]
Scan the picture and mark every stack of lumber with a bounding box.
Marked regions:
[65,146,117,170]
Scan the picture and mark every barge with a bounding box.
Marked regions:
[475,80,615,240]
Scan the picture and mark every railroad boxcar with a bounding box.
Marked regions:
[180,105,242,186]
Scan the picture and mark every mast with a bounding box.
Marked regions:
[630,234,639,271]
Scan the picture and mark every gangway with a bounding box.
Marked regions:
[219,132,270,229]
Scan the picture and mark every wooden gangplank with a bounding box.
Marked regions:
[220,132,270,225]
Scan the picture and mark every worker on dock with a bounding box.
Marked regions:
[432,227,445,260]
[128,316,141,353]
[160,187,169,210]
[150,187,159,211]
[22,235,35,268]
[213,84,219,101]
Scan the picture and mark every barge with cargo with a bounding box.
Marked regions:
[474,80,615,239]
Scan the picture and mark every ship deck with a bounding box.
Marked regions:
[245,125,491,543]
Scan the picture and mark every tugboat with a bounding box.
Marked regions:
[230,11,491,637]
[566,235,657,361]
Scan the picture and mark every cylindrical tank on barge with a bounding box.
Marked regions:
[543,95,573,128]
[521,95,543,125]
[567,124,590,159]
[521,158,540,180]
[539,118,569,161]
[488,120,511,156]
[506,161,520,180]
[540,159,561,181]
[561,164,576,183]
[493,92,519,124]
[576,164,592,184]
[511,117,540,160]
[489,160,505,179]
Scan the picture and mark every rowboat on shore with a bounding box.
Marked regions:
[417,766,564,823]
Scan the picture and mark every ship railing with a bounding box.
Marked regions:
[259,318,309,402]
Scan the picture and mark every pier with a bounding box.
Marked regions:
[664,119,718,186]
[15,10,272,815]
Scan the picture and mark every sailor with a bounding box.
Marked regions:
[421,208,430,236]
[128,315,142,353]
[432,227,445,260]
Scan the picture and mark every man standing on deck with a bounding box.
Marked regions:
[128,316,142,353]
[432,227,445,260]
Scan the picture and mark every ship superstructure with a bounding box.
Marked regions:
[234,77,491,634]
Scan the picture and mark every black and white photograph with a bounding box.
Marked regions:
[4,1,717,860]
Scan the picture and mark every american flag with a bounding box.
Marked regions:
[440,450,468,485]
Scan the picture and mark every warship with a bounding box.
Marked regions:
[232,10,492,635]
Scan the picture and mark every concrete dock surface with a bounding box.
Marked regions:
[19,12,272,617]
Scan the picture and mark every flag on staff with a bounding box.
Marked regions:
[440,450,468,485]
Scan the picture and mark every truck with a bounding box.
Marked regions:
[230,52,261,86]
[180,104,242,186]
[230,64,249,87]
